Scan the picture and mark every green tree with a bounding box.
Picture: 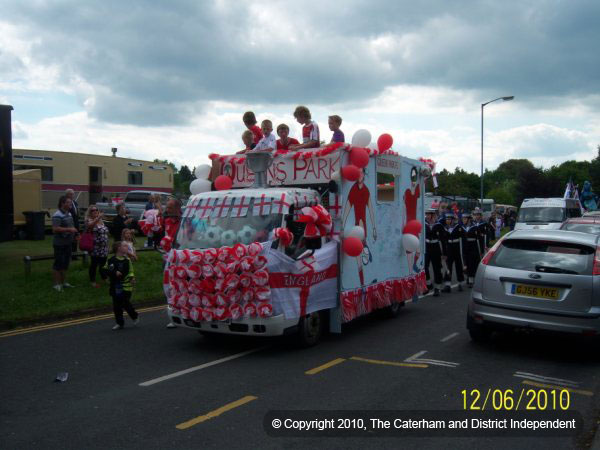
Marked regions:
[487,186,514,205]
[588,145,600,190]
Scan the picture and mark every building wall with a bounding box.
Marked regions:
[13,169,42,224]
[13,149,174,209]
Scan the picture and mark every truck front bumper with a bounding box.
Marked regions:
[167,307,300,336]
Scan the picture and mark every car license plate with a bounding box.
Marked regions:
[511,283,560,300]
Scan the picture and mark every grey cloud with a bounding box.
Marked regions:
[499,124,591,157]
[5,0,600,125]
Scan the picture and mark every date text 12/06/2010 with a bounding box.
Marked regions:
[462,389,570,411]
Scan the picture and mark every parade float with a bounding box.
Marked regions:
[159,130,432,345]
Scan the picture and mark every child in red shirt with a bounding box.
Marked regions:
[289,105,320,150]
[243,111,263,144]
[276,123,300,151]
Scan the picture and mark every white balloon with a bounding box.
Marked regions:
[347,225,365,241]
[194,164,212,179]
[351,129,372,148]
[331,170,341,181]
[189,178,211,195]
[402,233,420,253]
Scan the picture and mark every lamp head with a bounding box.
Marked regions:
[502,96,514,101]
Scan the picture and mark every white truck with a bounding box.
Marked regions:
[163,146,428,345]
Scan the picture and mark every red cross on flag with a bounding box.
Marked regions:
[252,194,272,216]
[183,197,200,219]
[272,193,290,215]
[211,196,231,218]
[231,196,251,218]
[267,241,338,319]
[327,193,341,218]
[196,198,214,219]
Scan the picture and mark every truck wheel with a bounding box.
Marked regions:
[296,311,323,347]
[467,315,492,342]
[382,301,404,318]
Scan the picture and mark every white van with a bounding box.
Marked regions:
[515,197,582,230]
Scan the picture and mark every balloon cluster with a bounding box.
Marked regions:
[190,164,212,195]
[165,242,274,322]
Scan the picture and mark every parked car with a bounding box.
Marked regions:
[559,217,600,235]
[467,229,600,341]
[514,197,582,231]
[96,190,174,228]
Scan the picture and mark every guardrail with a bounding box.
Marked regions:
[23,252,89,277]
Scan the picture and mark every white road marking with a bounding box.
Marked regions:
[513,372,580,388]
[440,332,459,342]
[405,351,427,361]
[411,359,459,368]
[139,346,269,387]
[405,350,459,368]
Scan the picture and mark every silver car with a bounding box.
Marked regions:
[467,230,600,340]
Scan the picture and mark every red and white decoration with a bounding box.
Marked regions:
[418,157,438,188]
[296,204,333,239]
[165,240,340,323]
[252,194,272,216]
[165,241,275,322]
[341,271,427,322]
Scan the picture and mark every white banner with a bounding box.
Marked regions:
[218,152,341,188]
[267,241,339,319]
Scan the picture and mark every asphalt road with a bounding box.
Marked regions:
[1,287,599,449]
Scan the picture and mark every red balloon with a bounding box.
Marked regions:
[343,236,364,257]
[403,219,422,237]
[341,164,361,181]
[377,133,393,151]
[349,147,370,168]
[215,175,233,190]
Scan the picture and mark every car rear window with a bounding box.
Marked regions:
[517,207,565,223]
[488,239,595,275]
[561,223,600,235]
[126,192,150,203]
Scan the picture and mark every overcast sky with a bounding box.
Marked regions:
[2,0,599,173]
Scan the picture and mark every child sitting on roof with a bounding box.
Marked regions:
[276,123,300,151]
[289,105,320,150]
[328,115,345,143]
[237,130,256,154]
[253,119,277,152]
[242,111,263,144]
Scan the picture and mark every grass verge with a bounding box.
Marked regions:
[0,236,165,330]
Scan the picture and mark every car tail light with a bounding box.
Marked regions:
[593,246,600,276]
[481,236,505,265]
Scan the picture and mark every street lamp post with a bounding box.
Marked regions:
[481,96,514,207]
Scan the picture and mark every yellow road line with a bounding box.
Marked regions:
[350,356,428,368]
[0,305,166,338]
[305,358,346,375]
[176,396,258,430]
[522,380,594,397]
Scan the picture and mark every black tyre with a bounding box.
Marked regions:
[467,315,492,342]
[382,301,404,318]
[296,311,323,347]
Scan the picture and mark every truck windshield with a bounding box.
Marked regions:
[517,207,565,223]
[176,214,283,249]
